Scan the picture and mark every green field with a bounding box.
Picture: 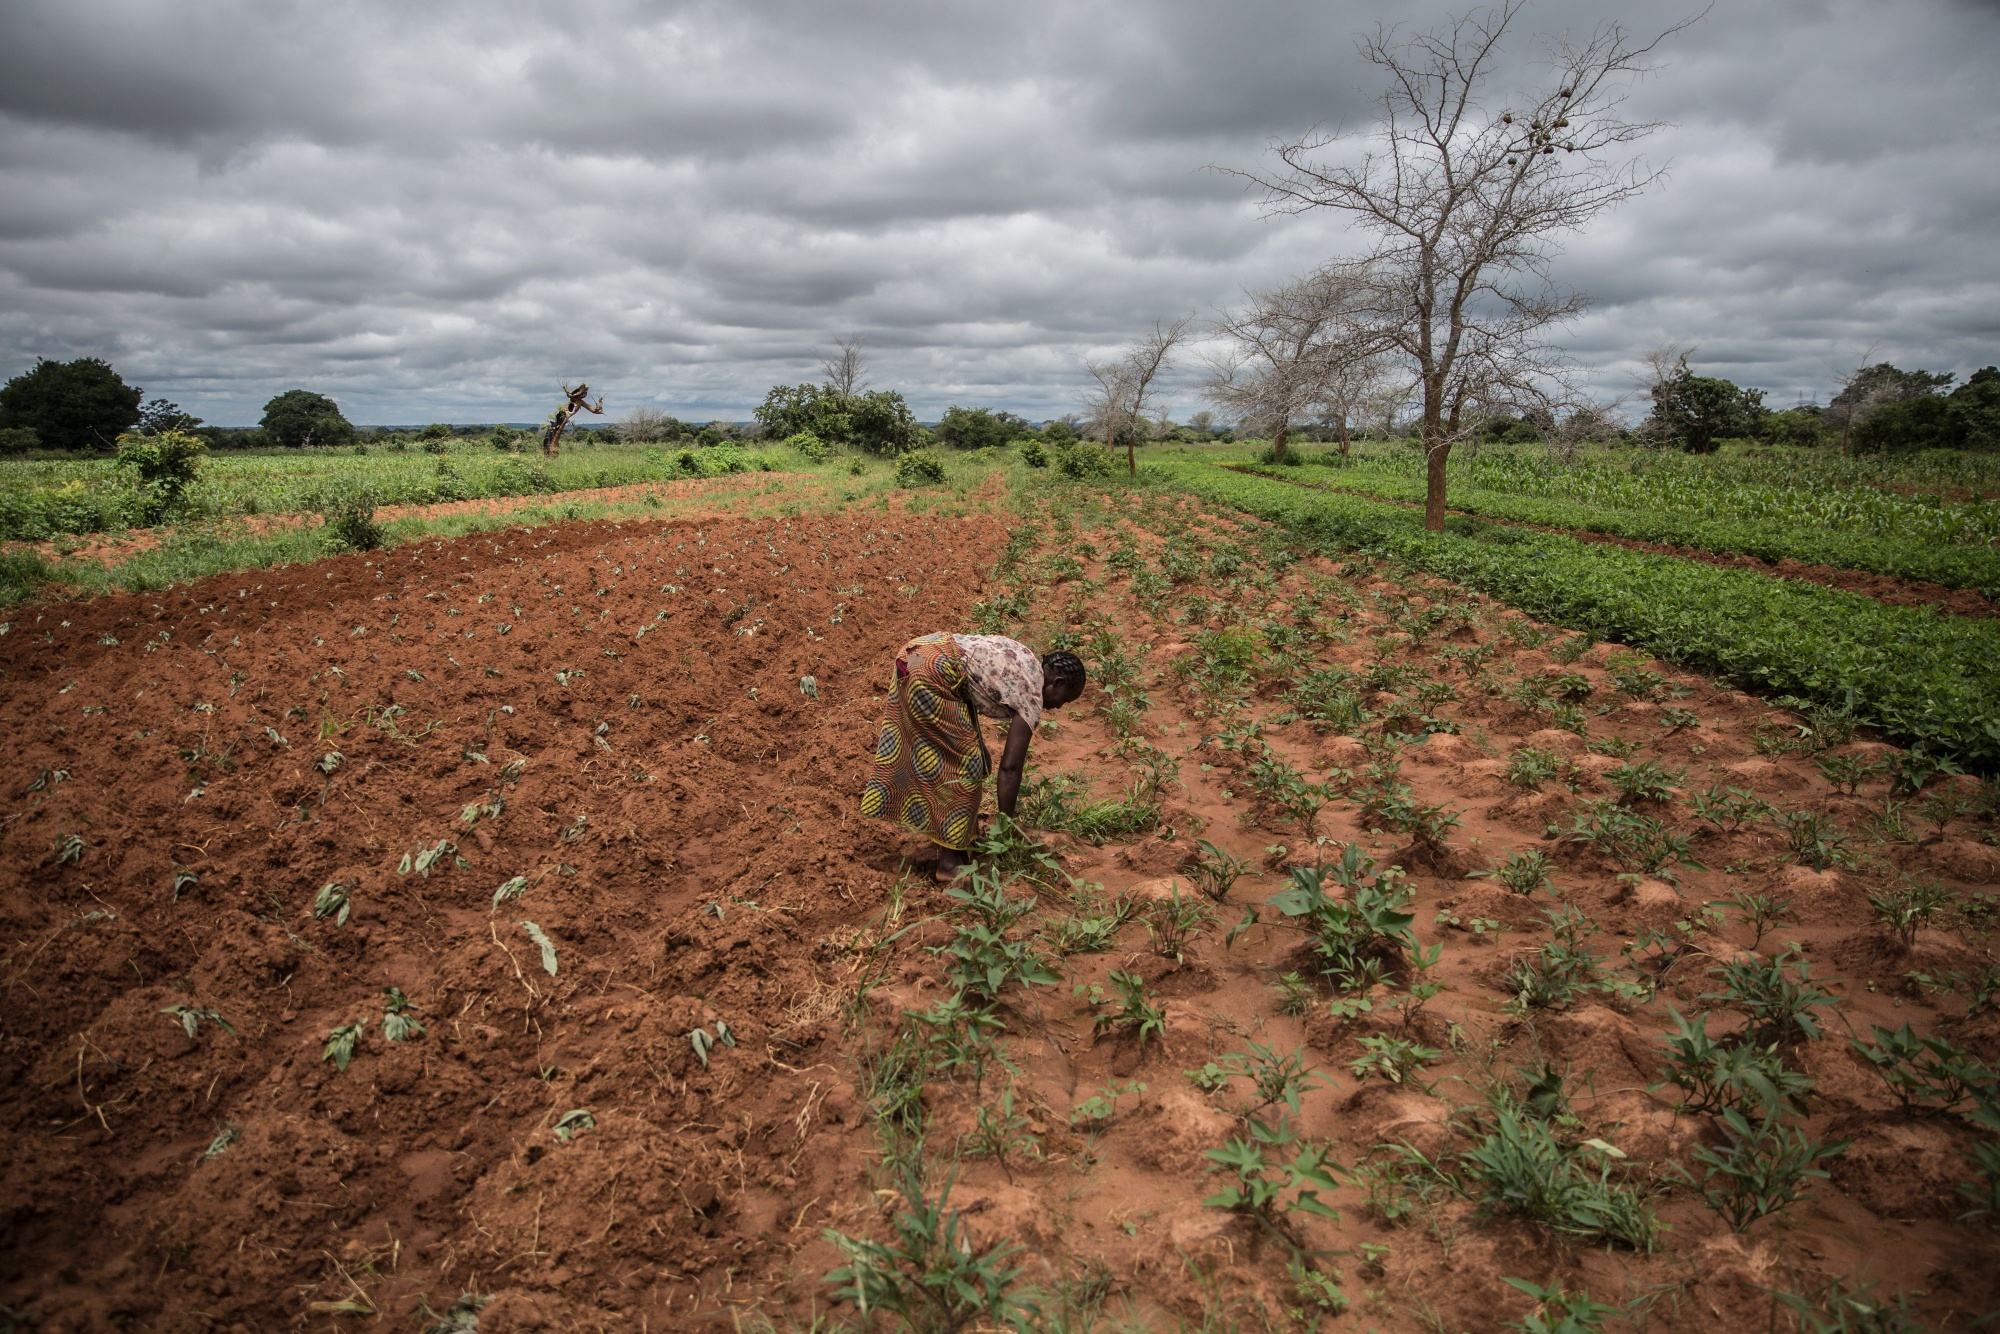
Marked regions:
[0,438,779,543]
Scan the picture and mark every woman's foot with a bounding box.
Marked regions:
[935,847,969,882]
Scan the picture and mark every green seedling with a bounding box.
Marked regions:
[1960,1140,2000,1220]
[1816,752,1886,796]
[1690,1106,1849,1230]
[1203,1115,1344,1238]
[398,837,460,878]
[316,750,344,776]
[382,987,425,1041]
[1187,838,1254,900]
[518,921,559,975]
[1690,782,1775,832]
[1269,846,1418,992]
[322,1019,365,1071]
[1849,1023,1994,1113]
[162,1004,234,1040]
[1272,970,1316,1015]
[1501,1278,1618,1334]
[1607,759,1683,804]
[312,881,352,927]
[1660,706,1702,734]
[1462,1110,1656,1250]
[966,1085,1042,1183]
[823,1169,1038,1331]
[1070,1079,1146,1128]
[1703,951,1837,1046]
[1081,970,1167,1052]
[1144,883,1215,962]
[552,1108,595,1143]
[491,874,528,908]
[1868,875,1955,948]
[1556,799,1700,879]
[171,865,198,901]
[200,1123,241,1163]
[1502,905,1609,1012]
[689,1020,737,1068]
[1654,1008,1812,1115]
[54,832,86,865]
[1711,886,1797,951]
[418,1293,490,1334]
[1349,1034,1442,1089]
[1473,848,1554,896]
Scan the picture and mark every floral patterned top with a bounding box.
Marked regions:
[952,634,1045,729]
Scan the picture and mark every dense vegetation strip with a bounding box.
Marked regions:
[1153,463,2000,767]
[0,440,775,543]
[1246,460,2000,595]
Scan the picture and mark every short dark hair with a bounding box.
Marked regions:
[1042,650,1086,694]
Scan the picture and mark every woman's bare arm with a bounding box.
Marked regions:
[994,714,1034,817]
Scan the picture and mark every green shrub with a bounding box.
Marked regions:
[1057,441,1118,479]
[783,430,832,463]
[894,448,947,486]
[318,486,384,552]
[114,429,207,522]
[1018,437,1049,468]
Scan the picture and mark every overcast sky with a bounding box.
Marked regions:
[1,0,1995,426]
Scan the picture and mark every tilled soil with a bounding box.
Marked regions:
[0,505,1005,1329]
[2,483,1997,1332]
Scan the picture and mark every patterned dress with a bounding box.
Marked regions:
[859,633,1045,850]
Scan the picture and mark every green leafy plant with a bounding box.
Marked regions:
[1473,848,1554,896]
[518,920,559,975]
[1606,759,1684,804]
[1069,1078,1145,1129]
[908,993,1008,1094]
[1080,970,1167,1053]
[1816,753,1887,796]
[1505,747,1569,790]
[1461,1109,1657,1250]
[161,1004,234,1040]
[1654,1008,1812,1115]
[689,1020,737,1068]
[1187,838,1254,900]
[1501,1278,1618,1334]
[1690,782,1774,832]
[822,1169,1039,1331]
[1502,906,1609,1011]
[381,987,425,1041]
[322,1019,365,1071]
[1849,1023,1995,1114]
[1144,883,1216,962]
[552,1108,595,1143]
[1690,1105,1849,1230]
[965,1085,1043,1183]
[1770,1277,1929,1334]
[312,881,352,926]
[1272,970,1316,1015]
[1778,807,1854,870]
[1557,799,1700,878]
[1349,1034,1443,1089]
[1868,875,1956,948]
[1202,1116,1343,1239]
[1711,886,1797,952]
[1269,845,1417,992]
[1703,951,1837,1046]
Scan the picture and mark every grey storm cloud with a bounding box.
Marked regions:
[0,0,1995,425]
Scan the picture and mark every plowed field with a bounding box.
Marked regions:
[2,478,1996,1332]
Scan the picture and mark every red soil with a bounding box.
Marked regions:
[1,486,1995,1331]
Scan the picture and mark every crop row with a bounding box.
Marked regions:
[1154,463,2000,768]
[1277,441,2000,543]
[0,442,774,542]
[1248,460,2000,594]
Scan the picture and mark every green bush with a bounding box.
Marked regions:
[783,430,833,463]
[1057,441,1118,479]
[895,449,947,486]
[114,429,208,523]
[317,486,384,551]
[1018,437,1049,468]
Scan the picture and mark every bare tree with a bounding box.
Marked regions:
[1086,316,1193,477]
[821,336,869,396]
[619,405,668,443]
[1238,2,1688,529]
[1203,264,1381,464]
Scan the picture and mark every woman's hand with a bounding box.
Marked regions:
[994,714,1034,818]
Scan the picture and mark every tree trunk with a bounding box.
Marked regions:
[1337,414,1351,459]
[1422,394,1448,532]
[1271,418,1289,465]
